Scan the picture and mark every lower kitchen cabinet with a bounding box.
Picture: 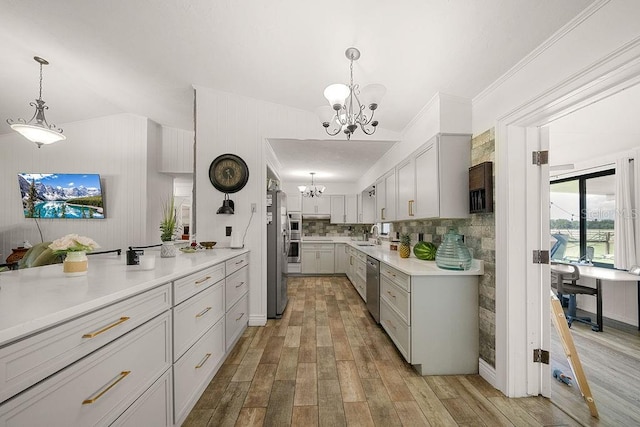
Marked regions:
[0,311,172,427]
[112,369,173,427]
[301,243,335,274]
[346,246,366,302]
[334,243,347,274]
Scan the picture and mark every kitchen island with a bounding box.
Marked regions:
[0,248,249,426]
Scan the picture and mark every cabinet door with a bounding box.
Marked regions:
[316,197,331,215]
[334,244,346,274]
[287,193,302,212]
[414,139,439,219]
[396,158,415,221]
[345,194,358,224]
[317,249,335,274]
[384,170,397,221]
[375,176,386,222]
[301,197,315,214]
[330,195,345,224]
[301,249,317,274]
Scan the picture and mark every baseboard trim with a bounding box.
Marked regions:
[249,314,266,326]
[479,358,497,389]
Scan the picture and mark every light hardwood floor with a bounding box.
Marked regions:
[550,310,640,426]
[184,276,580,426]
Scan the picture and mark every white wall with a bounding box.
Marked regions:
[0,113,172,259]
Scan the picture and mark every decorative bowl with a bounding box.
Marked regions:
[200,241,217,249]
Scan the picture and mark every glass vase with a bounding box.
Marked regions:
[63,251,88,276]
[435,228,472,270]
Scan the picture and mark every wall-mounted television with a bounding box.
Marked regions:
[18,173,105,219]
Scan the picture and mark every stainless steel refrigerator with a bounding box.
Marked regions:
[267,190,289,318]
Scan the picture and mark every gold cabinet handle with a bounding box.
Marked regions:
[387,290,396,299]
[235,281,245,288]
[235,259,244,265]
[195,276,212,285]
[195,306,212,318]
[409,200,414,216]
[236,312,245,321]
[195,353,212,369]
[381,208,386,220]
[386,319,396,330]
[82,316,130,339]
[82,371,130,404]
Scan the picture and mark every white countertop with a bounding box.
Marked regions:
[0,248,249,346]
[301,237,483,276]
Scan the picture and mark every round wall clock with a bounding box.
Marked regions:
[209,153,250,193]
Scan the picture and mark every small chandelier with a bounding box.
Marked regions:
[316,47,386,140]
[298,172,325,198]
[7,56,65,148]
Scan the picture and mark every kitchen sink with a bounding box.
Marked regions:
[356,242,375,246]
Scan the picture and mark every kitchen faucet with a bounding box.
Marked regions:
[370,224,381,245]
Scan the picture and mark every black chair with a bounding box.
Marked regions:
[550,262,600,331]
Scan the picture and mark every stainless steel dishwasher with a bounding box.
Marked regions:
[366,256,380,323]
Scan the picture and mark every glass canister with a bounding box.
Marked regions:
[435,228,472,270]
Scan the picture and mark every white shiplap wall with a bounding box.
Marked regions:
[0,113,172,260]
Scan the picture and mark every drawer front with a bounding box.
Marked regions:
[380,300,410,362]
[225,294,248,351]
[380,276,410,325]
[356,251,367,262]
[381,263,410,292]
[112,369,173,427]
[225,265,249,309]
[174,263,225,305]
[0,311,172,427]
[355,260,366,282]
[354,275,366,302]
[173,319,225,423]
[0,284,171,404]
[173,281,225,361]
[226,253,249,276]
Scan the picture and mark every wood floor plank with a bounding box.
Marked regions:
[275,346,300,381]
[250,321,275,350]
[404,376,458,427]
[260,335,285,364]
[343,401,375,427]
[425,376,459,400]
[441,397,486,426]
[486,396,541,427]
[351,345,379,379]
[289,310,304,326]
[375,358,414,401]
[234,407,266,427]
[336,360,366,402]
[284,325,302,347]
[207,381,251,427]
[449,376,514,427]
[193,363,238,410]
[294,362,318,406]
[243,363,277,408]
[317,325,333,347]
[317,346,338,380]
[299,328,317,363]
[394,401,431,426]
[224,335,252,365]
[292,405,319,426]
[514,396,581,427]
[361,378,402,426]
[232,347,264,382]
[264,380,295,427]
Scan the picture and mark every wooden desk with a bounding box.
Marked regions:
[577,265,640,332]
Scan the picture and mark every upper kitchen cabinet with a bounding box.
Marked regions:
[302,196,331,215]
[287,192,302,212]
[396,157,415,221]
[359,188,375,224]
[331,195,358,224]
[414,134,470,219]
[160,126,194,174]
[375,170,396,222]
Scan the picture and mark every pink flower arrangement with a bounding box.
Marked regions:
[49,234,100,254]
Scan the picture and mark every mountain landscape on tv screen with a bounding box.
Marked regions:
[18,173,105,219]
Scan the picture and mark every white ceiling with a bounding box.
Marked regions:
[1,0,595,182]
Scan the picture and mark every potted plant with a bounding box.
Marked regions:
[399,233,411,258]
[49,234,100,275]
[159,196,178,257]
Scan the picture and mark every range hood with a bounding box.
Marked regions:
[301,213,331,220]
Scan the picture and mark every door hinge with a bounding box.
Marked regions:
[533,250,550,264]
[533,348,549,364]
[532,150,549,166]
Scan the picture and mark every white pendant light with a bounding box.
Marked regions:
[7,56,65,148]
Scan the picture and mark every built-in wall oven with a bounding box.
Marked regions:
[287,212,301,272]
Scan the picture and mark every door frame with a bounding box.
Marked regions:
[494,38,640,397]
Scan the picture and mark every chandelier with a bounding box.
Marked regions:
[317,47,386,140]
[298,172,325,198]
[7,56,65,148]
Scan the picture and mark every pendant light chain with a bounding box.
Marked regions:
[38,61,44,101]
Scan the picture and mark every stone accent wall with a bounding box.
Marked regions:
[302,220,370,238]
[393,128,496,367]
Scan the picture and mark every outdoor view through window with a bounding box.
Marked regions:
[550,170,615,267]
